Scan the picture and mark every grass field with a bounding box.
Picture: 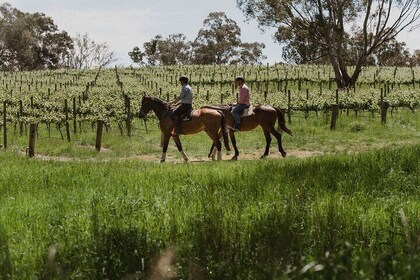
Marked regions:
[0,108,419,279]
[2,109,419,162]
[0,145,419,279]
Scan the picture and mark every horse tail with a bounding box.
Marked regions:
[219,110,231,151]
[275,107,293,136]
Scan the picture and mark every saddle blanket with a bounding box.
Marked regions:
[241,105,253,118]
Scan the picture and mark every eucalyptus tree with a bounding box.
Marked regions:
[0,3,73,70]
[237,0,420,87]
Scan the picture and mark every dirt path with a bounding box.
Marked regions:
[17,141,416,163]
[17,148,324,163]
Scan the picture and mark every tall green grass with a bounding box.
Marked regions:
[0,145,419,279]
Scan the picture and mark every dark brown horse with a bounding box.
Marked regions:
[139,96,229,162]
[203,105,292,160]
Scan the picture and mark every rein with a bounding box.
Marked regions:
[160,107,171,120]
[141,96,173,120]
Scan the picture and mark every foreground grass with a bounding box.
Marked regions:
[0,144,419,279]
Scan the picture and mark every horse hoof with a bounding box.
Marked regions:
[281,152,287,158]
[160,160,165,163]
[260,155,267,159]
[231,156,238,161]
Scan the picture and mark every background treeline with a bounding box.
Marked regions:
[3,2,420,73]
[128,12,266,66]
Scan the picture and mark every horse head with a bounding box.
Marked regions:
[139,95,152,118]
[139,95,169,119]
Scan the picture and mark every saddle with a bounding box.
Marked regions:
[228,105,253,118]
[180,109,195,121]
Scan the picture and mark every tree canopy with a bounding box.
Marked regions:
[0,3,73,70]
[0,3,116,70]
[129,12,266,66]
[132,34,192,66]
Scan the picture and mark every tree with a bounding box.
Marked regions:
[0,3,73,70]
[130,13,266,66]
[373,38,411,66]
[280,29,331,65]
[282,29,412,66]
[410,49,420,66]
[160,34,192,65]
[192,12,266,65]
[193,12,242,64]
[142,35,162,66]
[128,46,145,65]
[130,34,192,66]
[64,33,116,69]
[234,42,267,65]
[237,0,420,88]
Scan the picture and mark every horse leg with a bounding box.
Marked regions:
[230,130,240,160]
[211,145,218,161]
[270,127,287,157]
[206,129,223,161]
[161,133,171,163]
[173,135,189,162]
[215,138,222,161]
[208,143,216,160]
[261,129,272,159]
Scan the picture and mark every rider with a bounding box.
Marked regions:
[232,76,250,130]
[170,75,193,134]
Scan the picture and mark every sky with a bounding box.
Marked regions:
[6,0,420,66]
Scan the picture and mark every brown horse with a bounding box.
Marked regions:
[203,105,292,160]
[139,96,229,162]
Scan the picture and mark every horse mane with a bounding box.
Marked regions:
[146,95,171,109]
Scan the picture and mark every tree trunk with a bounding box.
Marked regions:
[330,57,352,88]
[330,57,361,89]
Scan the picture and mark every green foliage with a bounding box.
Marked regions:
[1,64,419,131]
[193,12,242,65]
[348,121,366,132]
[0,225,13,279]
[137,33,192,66]
[0,146,419,278]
